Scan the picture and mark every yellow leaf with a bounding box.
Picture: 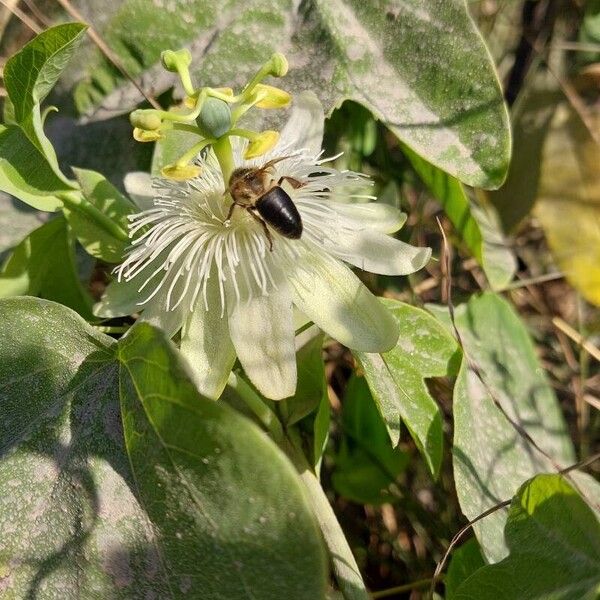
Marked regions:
[535,103,600,305]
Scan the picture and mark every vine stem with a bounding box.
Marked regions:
[228,373,369,600]
[280,431,370,600]
[59,191,129,242]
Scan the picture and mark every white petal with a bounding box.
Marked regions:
[94,251,167,318]
[227,285,297,400]
[327,229,431,275]
[138,286,185,338]
[94,278,140,318]
[278,91,324,156]
[330,202,407,234]
[123,171,155,210]
[180,277,236,399]
[288,251,399,352]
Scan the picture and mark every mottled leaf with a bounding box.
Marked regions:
[355,299,460,478]
[119,323,328,600]
[0,297,165,599]
[71,0,510,188]
[454,474,600,600]
[0,298,329,598]
[437,293,577,562]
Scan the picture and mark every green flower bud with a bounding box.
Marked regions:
[130,109,162,131]
[161,48,192,72]
[196,96,232,139]
[269,53,288,77]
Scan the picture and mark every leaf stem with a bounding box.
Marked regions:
[227,372,284,442]
[371,578,433,599]
[59,191,129,242]
[281,430,370,600]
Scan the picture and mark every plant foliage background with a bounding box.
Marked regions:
[0,1,598,599]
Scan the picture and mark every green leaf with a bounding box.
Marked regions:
[445,539,486,599]
[355,299,460,478]
[313,387,331,475]
[0,298,328,598]
[4,23,87,172]
[578,0,600,66]
[403,144,516,289]
[65,167,136,263]
[0,297,168,598]
[404,144,483,263]
[286,332,326,425]
[72,0,510,188]
[469,202,517,290]
[331,375,408,505]
[0,216,94,320]
[0,125,72,211]
[442,293,577,562]
[485,75,559,233]
[0,193,47,257]
[5,23,88,123]
[118,323,328,599]
[453,474,600,600]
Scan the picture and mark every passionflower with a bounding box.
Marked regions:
[96,94,431,400]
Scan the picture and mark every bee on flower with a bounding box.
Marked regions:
[96,52,431,401]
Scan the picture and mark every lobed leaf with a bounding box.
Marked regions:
[355,299,460,478]
[118,323,328,599]
[0,298,328,598]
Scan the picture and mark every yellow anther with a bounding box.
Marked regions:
[161,163,202,181]
[253,84,291,109]
[133,128,163,142]
[244,130,279,159]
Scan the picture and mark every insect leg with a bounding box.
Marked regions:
[277,175,305,189]
[225,201,238,221]
[246,208,274,252]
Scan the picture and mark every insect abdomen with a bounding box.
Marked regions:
[256,187,303,239]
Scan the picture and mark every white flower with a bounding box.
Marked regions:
[96,93,431,400]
